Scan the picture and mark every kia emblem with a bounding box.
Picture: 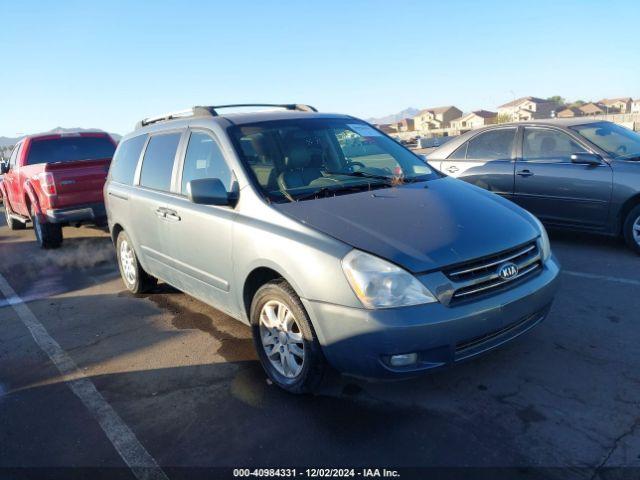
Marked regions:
[498,262,519,280]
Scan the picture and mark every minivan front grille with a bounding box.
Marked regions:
[443,240,542,303]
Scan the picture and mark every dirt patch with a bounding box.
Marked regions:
[128,287,257,363]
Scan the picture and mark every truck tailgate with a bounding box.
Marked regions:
[45,158,111,208]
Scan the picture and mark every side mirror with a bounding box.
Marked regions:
[187,178,231,206]
[0,161,9,174]
[571,153,602,166]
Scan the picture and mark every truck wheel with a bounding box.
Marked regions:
[31,207,62,249]
[116,231,157,294]
[623,205,640,254]
[250,279,327,394]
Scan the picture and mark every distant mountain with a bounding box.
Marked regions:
[0,127,121,148]
[366,107,420,125]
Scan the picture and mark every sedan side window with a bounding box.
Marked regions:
[523,128,587,162]
[448,142,468,160]
[466,128,516,161]
[181,131,232,194]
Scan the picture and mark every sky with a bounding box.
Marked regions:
[1,0,639,137]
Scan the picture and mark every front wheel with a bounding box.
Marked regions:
[116,231,157,294]
[623,205,640,254]
[31,207,62,249]
[250,279,327,394]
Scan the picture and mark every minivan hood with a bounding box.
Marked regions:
[273,178,539,273]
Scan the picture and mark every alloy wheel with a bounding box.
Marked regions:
[633,215,640,246]
[119,239,137,285]
[259,300,305,378]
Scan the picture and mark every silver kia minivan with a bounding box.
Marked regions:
[104,104,560,393]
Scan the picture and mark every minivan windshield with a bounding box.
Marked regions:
[570,122,640,160]
[230,118,438,202]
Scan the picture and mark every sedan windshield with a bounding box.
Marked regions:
[230,118,438,202]
[570,122,640,160]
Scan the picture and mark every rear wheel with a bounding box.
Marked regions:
[250,279,327,394]
[31,207,62,249]
[116,231,157,294]
[623,205,640,254]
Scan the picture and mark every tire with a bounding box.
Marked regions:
[623,204,640,255]
[250,279,327,394]
[31,207,62,249]
[116,231,157,294]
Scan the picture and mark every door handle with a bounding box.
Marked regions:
[447,166,459,173]
[164,209,181,222]
[516,169,534,177]
[155,207,166,218]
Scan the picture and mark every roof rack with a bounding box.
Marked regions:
[136,103,318,129]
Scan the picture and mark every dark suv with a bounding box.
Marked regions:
[427,119,640,253]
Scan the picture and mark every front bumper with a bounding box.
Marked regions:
[45,202,106,224]
[303,255,560,379]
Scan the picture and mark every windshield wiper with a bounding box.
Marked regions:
[338,170,430,184]
[333,171,394,183]
[287,182,387,202]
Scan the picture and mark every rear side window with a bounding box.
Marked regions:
[110,134,147,185]
[448,142,467,160]
[466,128,516,161]
[181,131,232,194]
[26,136,116,165]
[139,133,181,191]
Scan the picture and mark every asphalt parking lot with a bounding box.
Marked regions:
[0,206,639,479]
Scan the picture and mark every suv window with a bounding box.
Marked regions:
[466,128,516,160]
[523,128,587,162]
[140,133,181,191]
[181,131,232,194]
[26,136,116,165]
[110,134,147,185]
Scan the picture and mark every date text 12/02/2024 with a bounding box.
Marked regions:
[233,468,401,478]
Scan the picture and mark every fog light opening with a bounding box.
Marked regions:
[389,353,418,367]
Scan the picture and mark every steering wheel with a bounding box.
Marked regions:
[345,161,366,172]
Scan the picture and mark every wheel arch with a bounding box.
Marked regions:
[241,263,312,324]
[619,193,640,234]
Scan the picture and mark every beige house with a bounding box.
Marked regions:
[413,106,462,134]
[579,102,605,116]
[393,118,415,132]
[497,96,558,121]
[556,107,583,118]
[598,97,633,113]
[632,99,640,114]
[450,110,497,133]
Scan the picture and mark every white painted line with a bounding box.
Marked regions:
[563,270,640,287]
[0,272,169,480]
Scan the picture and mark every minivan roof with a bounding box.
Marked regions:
[220,110,352,125]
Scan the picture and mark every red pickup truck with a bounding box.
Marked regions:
[0,131,117,248]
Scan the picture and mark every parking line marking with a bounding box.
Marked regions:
[563,270,640,286]
[0,272,169,480]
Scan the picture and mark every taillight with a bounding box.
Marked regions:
[38,172,57,195]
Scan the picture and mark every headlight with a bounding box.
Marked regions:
[341,250,438,309]
[530,214,551,261]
